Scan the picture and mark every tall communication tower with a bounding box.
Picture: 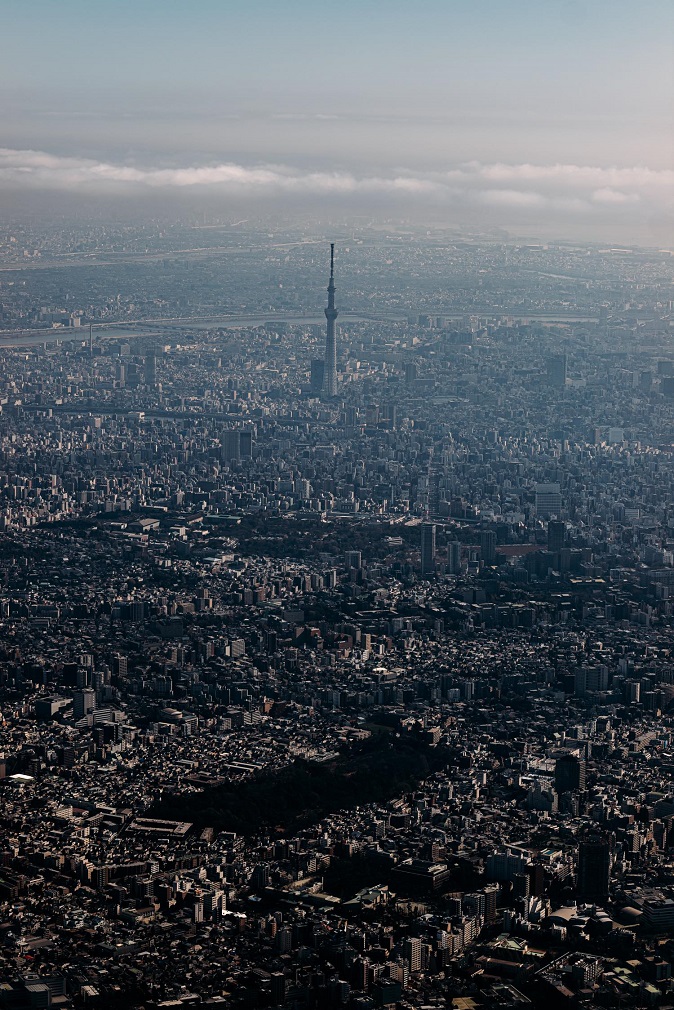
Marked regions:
[323,243,338,397]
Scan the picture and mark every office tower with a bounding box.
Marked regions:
[382,403,397,429]
[547,519,566,553]
[448,540,462,575]
[420,523,436,577]
[527,863,545,897]
[485,851,527,882]
[535,482,562,518]
[310,358,325,394]
[577,835,611,903]
[480,529,496,565]
[270,974,287,1006]
[221,429,241,460]
[513,873,530,899]
[624,680,640,704]
[639,370,652,392]
[73,687,96,720]
[251,864,270,889]
[365,404,379,426]
[239,430,253,458]
[323,243,338,397]
[277,925,293,953]
[75,665,91,688]
[345,550,362,570]
[555,753,586,794]
[144,352,157,386]
[547,353,567,388]
[112,655,127,677]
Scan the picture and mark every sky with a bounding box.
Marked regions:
[1,0,672,242]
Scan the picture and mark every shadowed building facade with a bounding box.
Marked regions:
[577,835,611,904]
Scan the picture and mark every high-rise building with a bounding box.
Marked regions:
[555,753,586,794]
[480,529,496,565]
[73,687,96,720]
[547,353,567,388]
[547,520,566,553]
[483,884,498,922]
[323,243,338,397]
[485,851,527,881]
[420,523,436,577]
[277,925,293,953]
[577,835,611,903]
[144,353,157,387]
[270,973,287,1005]
[448,541,462,575]
[221,430,241,461]
[535,483,562,518]
[403,937,422,973]
[112,655,127,677]
[513,873,530,899]
[239,430,253,458]
[310,358,325,394]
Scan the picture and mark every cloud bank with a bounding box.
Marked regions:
[0,148,671,233]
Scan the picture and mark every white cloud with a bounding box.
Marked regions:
[592,187,640,205]
[478,189,546,208]
[0,148,670,222]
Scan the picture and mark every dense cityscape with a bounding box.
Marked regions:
[0,215,671,1008]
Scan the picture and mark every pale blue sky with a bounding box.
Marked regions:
[0,1,672,242]
[3,0,671,163]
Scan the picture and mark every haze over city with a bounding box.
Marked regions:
[1,0,672,243]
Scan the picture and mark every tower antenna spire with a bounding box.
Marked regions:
[330,242,334,277]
